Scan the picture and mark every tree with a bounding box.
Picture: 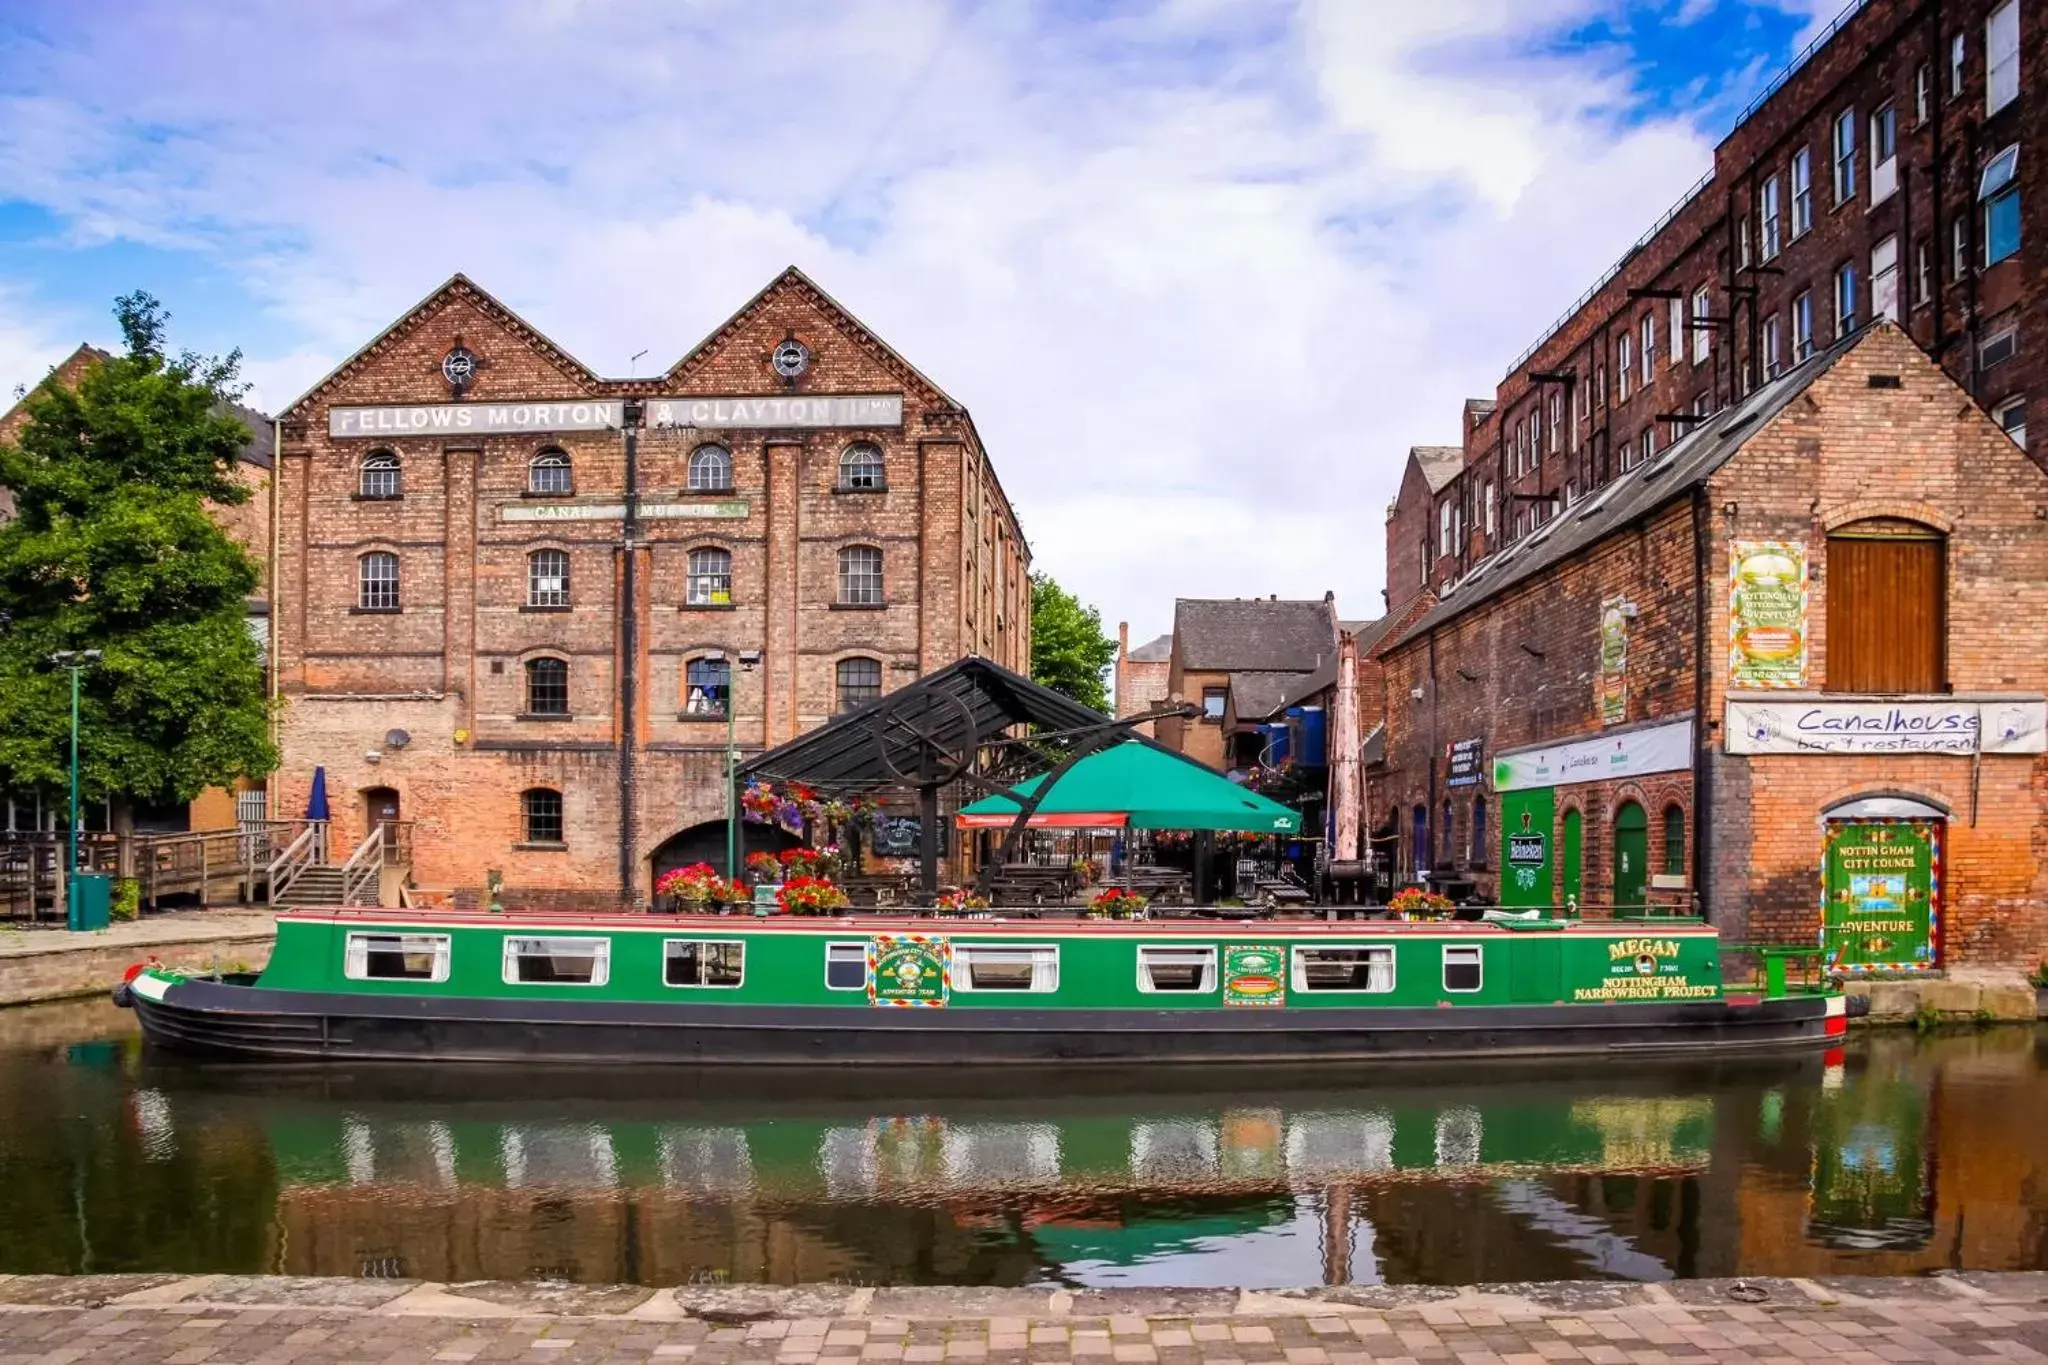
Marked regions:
[1029,572,1117,713]
[0,292,275,819]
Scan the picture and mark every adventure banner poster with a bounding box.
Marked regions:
[1728,540,1809,688]
[1598,596,1629,726]
[1821,820,1941,973]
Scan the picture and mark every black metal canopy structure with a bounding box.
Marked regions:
[739,657,1189,897]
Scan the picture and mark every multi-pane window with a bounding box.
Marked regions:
[359,451,401,499]
[1668,296,1683,365]
[1639,314,1654,383]
[1871,235,1900,321]
[1981,145,2020,266]
[1835,263,1859,337]
[528,549,569,608]
[525,657,569,715]
[1792,291,1814,361]
[1832,108,1857,203]
[1915,63,1931,124]
[522,788,564,844]
[1438,502,1453,557]
[1870,104,1898,202]
[684,656,730,717]
[1763,314,1782,379]
[1759,175,1782,259]
[686,547,733,606]
[1531,403,1543,456]
[1617,334,1632,399]
[1994,397,2027,450]
[1987,1,2018,115]
[1482,482,1496,534]
[1915,239,1933,305]
[1548,392,1561,451]
[1737,214,1751,268]
[529,449,572,495]
[1791,147,1812,236]
[358,551,400,610]
[837,546,883,605]
[839,443,885,490]
[837,656,882,712]
[1953,217,1971,281]
[687,444,732,492]
[1663,806,1686,878]
[1691,286,1712,363]
[1950,32,1967,99]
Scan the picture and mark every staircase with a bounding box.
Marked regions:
[279,865,350,906]
[267,821,410,909]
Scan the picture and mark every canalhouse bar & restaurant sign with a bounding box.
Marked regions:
[328,394,903,438]
[1724,699,2048,755]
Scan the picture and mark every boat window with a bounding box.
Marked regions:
[1443,945,1483,993]
[503,936,610,987]
[665,939,744,988]
[1137,946,1217,993]
[954,944,1058,992]
[1292,946,1395,993]
[824,942,867,991]
[345,932,450,983]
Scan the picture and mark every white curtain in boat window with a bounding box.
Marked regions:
[953,944,1058,992]
[503,936,610,986]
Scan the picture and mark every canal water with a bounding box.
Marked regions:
[2,1001,2044,1289]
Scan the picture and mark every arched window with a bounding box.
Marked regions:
[840,442,885,491]
[358,551,400,610]
[1471,796,1488,868]
[685,656,730,717]
[522,788,564,845]
[688,444,732,492]
[1411,805,1429,875]
[525,657,569,716]
[528,549,570,608]
[838,545,883,605]
[359,451,401,499]
[836,656,882,712]
[1662,804,1686,878]
[686,547,732,606]
[1826,519,1945,693]
[1441,799,1455,865]
[529,448,572,495]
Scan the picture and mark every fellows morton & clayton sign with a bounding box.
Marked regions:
[328,394,904,438]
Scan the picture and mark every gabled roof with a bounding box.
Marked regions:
[280,273,605,419]
[1173,597,1337,673]
[1225,671,1307,724]
[1411,445,1464,493]
[1125,633,1172,664]
[1391,323,1872,652]
[660,265,962,412]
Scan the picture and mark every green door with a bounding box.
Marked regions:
[1613,802,1648,912]
[1561,809,1583,912]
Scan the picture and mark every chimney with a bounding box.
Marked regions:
[1117,621,1129,661]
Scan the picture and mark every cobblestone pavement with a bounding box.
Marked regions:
[0,1273,2042,1365]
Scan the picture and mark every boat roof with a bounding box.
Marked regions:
[283,909,1714,936]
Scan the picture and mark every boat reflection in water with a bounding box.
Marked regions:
[6,1024,2046,1288]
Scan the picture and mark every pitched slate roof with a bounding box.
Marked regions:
[1173,598,1337,673]
[1412,445,1465,493]
[1392,323,1872,652]
[1125,633,1172,664]
[1226,671,1303,723]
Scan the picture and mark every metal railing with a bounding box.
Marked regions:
[2,821,317,920]
[339,825,385,907]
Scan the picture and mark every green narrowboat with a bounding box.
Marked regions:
[115,908,1854,1064]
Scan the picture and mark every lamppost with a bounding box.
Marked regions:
[49,650,103,882]
[720,650,763,882]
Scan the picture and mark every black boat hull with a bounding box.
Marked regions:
[126,978,1849,1065]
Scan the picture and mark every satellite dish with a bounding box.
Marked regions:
[384,729,412,750]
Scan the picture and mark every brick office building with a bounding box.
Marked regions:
[1388,0,2038,605]
[270,268,1029,907]
[1375,325,2048,974]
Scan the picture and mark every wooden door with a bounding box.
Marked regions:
[1826,533,1944,693]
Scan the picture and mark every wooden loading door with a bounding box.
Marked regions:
[1825,529,1944,694]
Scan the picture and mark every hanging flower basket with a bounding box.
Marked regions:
[1088,888,1149,920]
[777,876,850,916]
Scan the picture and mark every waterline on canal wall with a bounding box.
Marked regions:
[0,911,275,1007]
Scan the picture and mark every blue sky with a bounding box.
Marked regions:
[0,0,1840,637]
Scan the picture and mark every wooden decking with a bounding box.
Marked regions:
[0,823,307,922]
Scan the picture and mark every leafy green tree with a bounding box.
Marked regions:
[1029,572,1117,713]
[0,293,275,821]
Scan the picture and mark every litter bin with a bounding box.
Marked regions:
[67,872,112,932]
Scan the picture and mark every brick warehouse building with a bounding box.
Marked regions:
[1388,0,2040,606]
[270,268,1029,907]
[1374,324,2048,974]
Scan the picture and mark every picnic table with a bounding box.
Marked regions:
[986,864,1077,907]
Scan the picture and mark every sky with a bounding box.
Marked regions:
[0,0,1844,643]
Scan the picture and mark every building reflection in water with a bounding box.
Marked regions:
[1,1016,2044,1288]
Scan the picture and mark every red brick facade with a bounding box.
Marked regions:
[271,269,1028,907]
[1375,326,2048,971]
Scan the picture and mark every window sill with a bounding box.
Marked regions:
[520,488,577,499]
[352,493,404,503]
[829,602,887,611]
[514,841,569,852]
[517,712,575,722]
[675,712,730,723]
[681,602,737,611]
[520,604,572,613]
[678,487,736,498]
[833,484,888,495]
[350,606,403,615]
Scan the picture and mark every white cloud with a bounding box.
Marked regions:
[0,0,1735,640]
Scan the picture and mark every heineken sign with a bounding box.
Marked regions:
[1508,833,1547,866]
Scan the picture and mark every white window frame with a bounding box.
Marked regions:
[1871,235,1900,322]
[1790,147,1812,237]
[1438,502,1453,557]
[1953,216,1971,282]
[1950,32,1967,100]
[1869,104,1898,204]
[345,932,451,983]
[1483,482,1496,535]
[1980,323,2017,370]
[1915,63,1931,125]
[687,444,733,492]
[504,936,611,988]
[1737,214,1751,269]
[664,938,746,989]
[1980,144,2021,267]
[1691,286,1712,364]
[527,548,570,608]
[1763,314,1782,379]
[1290,944,1396,994]
[953,943,1060,993]
[1792,290,1814,362]
[1442,944,1484,994]
[1617,335,1632,399]
[1548,391,1561,452]
[1987,0,2018,115]
[1836,263,1859,338]
[824,941,867,992]
[1759,175,1782,259]
[1136,945,1218,995]
[1915,238,1932,306]
[1832,108,1857,204]
[1993,396,2027,450]
[1667,297,1683,365]
[1639,314,1654,383]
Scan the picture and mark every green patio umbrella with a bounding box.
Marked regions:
[956,741,1302,833]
